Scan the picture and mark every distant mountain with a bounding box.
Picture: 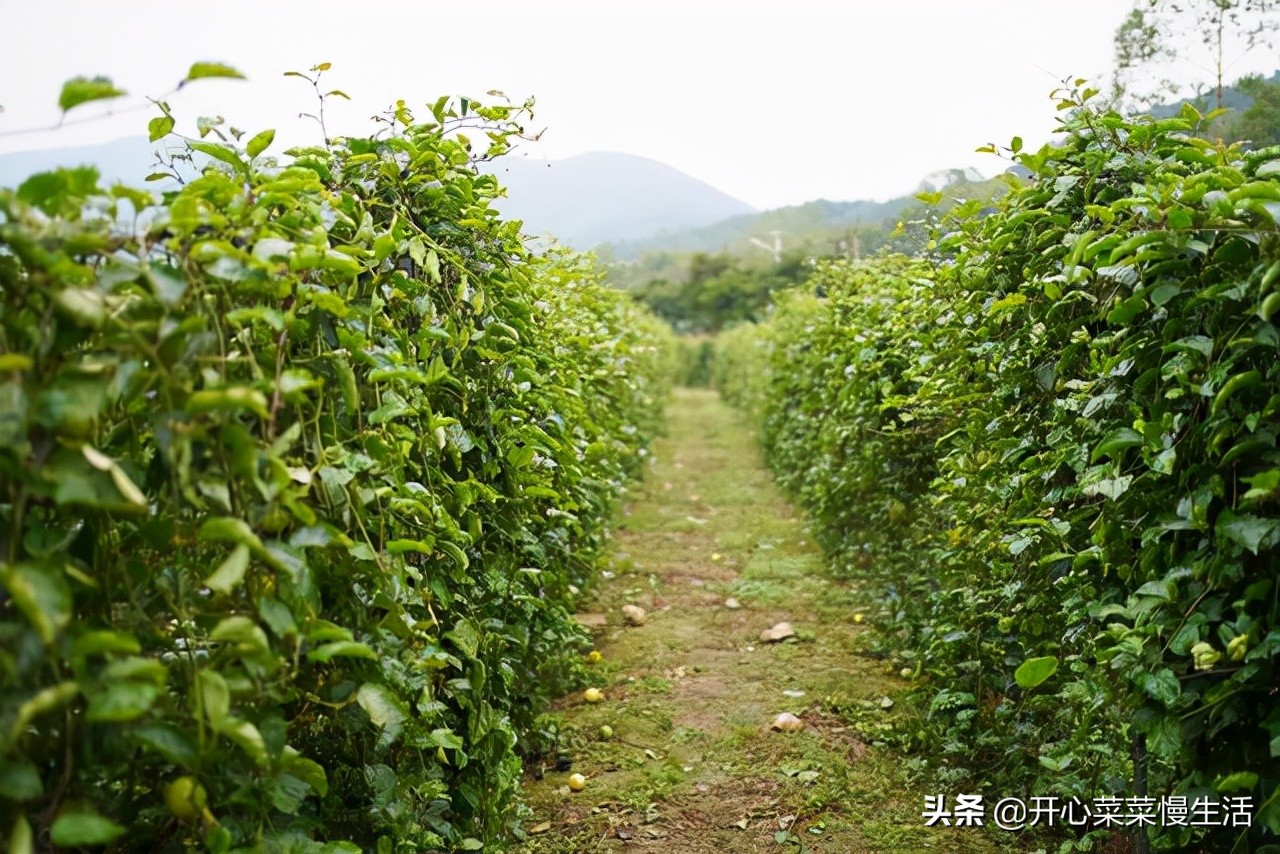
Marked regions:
[1149,69,1280,118]
[0,140,755,251]
[484,151,756,249]
[0,136,174,190]
[603,194,918,260]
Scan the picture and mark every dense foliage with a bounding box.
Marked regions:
[0,81,675,851]
[714,90,1280,851]
[623,251,812,333]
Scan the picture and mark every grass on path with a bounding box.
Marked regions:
[516,388,1011,853]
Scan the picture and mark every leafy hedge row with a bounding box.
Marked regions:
[714,91,1280,851]
[0,91,675,852]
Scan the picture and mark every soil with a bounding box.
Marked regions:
[516,388,1011,853]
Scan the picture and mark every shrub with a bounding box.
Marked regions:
[715,90,1280,850]
[0,90,674,851]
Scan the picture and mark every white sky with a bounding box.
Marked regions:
[1,1,1276,209]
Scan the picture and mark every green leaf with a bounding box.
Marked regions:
[148,115,176,142]
[199,517,263,549]
[4,563,72,643]
[0,354,33,372]
[1216,509,1278,555]
[196,115,224,138]
[1216,771,1259,792]
[1082,475,1133,501]
[1149,282,1181,306]
[205,545,250,595]
[102,657,167,685]
[246,129,276,158]
[187,388,269,419]
[72,629,142,658]
[185,62,246,82]
[196,670,231,726]
[133,723,199,766]
[218,719,267,764]
[258,596,298,639]
[386,538,434,555]
[307,640,376,663]
[85,682,160,723]
[1106,295,1146,326]
[439,541,469,571]
[108,464,147,508]
[1139,669,1180,707]
[280,748,328,797]
[267,771,310,814]
[0,761,43,802]
[11,682,80,741]
[210,616,271,658]
[1148,714,1183,761]
[1242,470,1280,504]
[50,811,126,846]
[147,263,187,305]
[430,728,465,750]
[320,249,362,278]
[8,814,33,854]
[58,76,126,112]
[356,683,406,745]
[1091,428,1143,461]
[987,293,1026,316]
[1014,656,1059,689]
[445,619,480,657]
[1167,208,1193,230]
[53,288,107,327]
[1134,579,1172,600]
[188,141,246,174]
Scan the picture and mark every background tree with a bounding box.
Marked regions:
[1208,72,1280,145]
[1112,0,1279,109]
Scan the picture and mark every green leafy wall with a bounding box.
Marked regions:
[0,93,676,852]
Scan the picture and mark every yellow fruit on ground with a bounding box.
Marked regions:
[164,776,208,821]
[568,773,587,791]
[587,650,603,664]
[583,687,604,703]
[853,613,865,624]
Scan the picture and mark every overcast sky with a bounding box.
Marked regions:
[1,1,1275,209]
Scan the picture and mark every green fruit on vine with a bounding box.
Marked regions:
[599,724,613,739]
[164,776,208,821]
[258,508,290,533]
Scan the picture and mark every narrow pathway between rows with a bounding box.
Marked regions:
[518,389,1006,853]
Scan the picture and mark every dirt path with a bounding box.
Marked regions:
[518,389,1007,853]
